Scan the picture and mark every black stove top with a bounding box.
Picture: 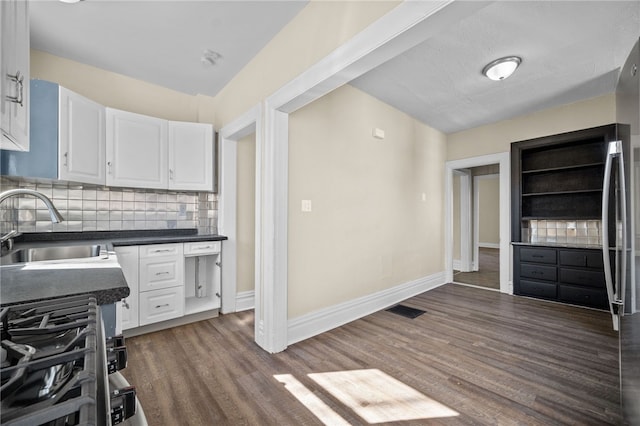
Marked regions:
[0,295,107,426]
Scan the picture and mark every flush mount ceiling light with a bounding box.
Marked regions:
[58,0,83,3]
[482,56,522,81]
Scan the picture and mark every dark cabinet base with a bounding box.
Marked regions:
[514,245,608,310]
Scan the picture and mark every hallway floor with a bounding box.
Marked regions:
[454,247,499,290]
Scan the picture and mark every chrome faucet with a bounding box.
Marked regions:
[0,189,64,251]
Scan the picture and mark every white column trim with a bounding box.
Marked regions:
[445,153,511,294]
[458,170,472,272]
[219,104,260,315]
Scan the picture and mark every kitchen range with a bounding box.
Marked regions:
[1,295,135,425]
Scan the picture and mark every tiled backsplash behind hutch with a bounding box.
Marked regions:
[0,177,218,235]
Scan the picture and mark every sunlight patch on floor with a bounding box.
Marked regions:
[273,374,351,426]
[308,369,459,424]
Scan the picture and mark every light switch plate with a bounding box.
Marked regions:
[301,200,312,212]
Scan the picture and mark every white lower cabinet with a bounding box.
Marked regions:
[114,246,139,331]
[115,240,222,334]
[139,286,185,326]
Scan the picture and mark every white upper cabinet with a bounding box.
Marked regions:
[168,121,214,191]
[106,108,168,189]
[0,0,29,151]
[58,87,105,184]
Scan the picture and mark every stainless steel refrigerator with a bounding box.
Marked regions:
[603,37,640,424]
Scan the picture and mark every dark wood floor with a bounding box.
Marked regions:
[121,284,620,425]
[454,248,500,289]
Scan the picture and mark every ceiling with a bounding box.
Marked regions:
[351,1,640,133]
[30,1,640,134]
[29,0,308,97]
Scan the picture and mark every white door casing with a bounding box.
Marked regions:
[445,153,511,294]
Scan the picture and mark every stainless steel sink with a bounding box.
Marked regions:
[1,244,103,265]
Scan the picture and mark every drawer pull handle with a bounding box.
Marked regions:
[155,271,170,276]
[155,303,170,309]
[532,255,544,258]
[195,245,212,250]
[153,249,171,253]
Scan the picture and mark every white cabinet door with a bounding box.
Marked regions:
[106,108,167,189]
[139,286,185,326]
[58,87,105,184]
[0,0,29,151]
[115,246,140,331]
[168,121,214,191]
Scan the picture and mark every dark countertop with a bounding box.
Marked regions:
[512,241,603,250]
[2,229,227,307]
[1,260,129,307]
[16,228,228,246]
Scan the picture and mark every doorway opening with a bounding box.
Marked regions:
[452,166,500,290]
[445,153,511,294]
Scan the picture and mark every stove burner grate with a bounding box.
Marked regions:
[0,295,102,426]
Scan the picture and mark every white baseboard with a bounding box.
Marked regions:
[479,242,500,249]
[287,271,446,346]
[453,259,461,270]
[236,290,255,312]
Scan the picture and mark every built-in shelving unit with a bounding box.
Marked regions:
[517,138,606,221]
[510,124,619,310]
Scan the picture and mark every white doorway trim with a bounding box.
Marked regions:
[445,153,511,294]
[241,1,493,353]
[218,104,261,315]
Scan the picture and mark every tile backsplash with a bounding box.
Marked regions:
[0,177,217,235]
[521,219,601,246]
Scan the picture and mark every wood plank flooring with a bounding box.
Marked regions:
[121,284,620,425]
[454,248,500,289]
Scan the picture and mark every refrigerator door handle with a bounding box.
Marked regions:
[619,144,628,314]
[602,140,623,331]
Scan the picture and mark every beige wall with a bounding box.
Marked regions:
[31,50,215,124]
[447,94,616,161]
[478,175,499,246]
[288,84,446,318]
[213,0,400,128]
[237,133,256,294]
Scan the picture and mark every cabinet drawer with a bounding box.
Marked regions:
[520,247,556,264]
[559,250,604,269]
[520,264,557,282]
[140,243,183,258]
[518,279,557,299]
[559,268,605,288]
[558,285,608,309]
[139,256,184,292]
[184,241,221,256]
[139,286,185,326]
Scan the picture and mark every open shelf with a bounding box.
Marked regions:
[521,162,605,174]
[521,138,606,172]
[184,254,221,315]
[522,189,603,197]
